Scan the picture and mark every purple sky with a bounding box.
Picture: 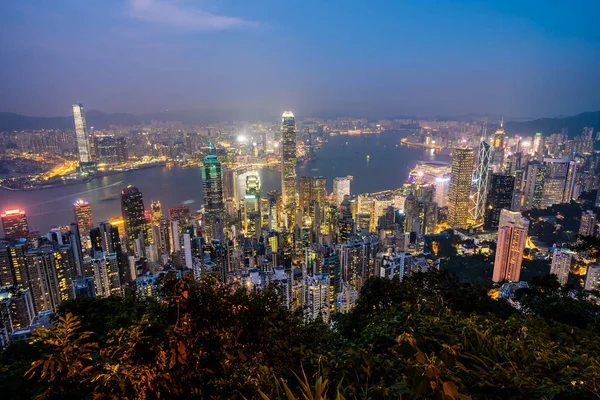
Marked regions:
[1,0,599,119]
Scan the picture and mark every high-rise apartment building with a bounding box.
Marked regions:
[492,210,529,283]
[585,264,600,292]
[580,210,597,237]
[281,112,297,227]
[484,174,515,230]
[550,248,572,285]
[302,274,330,323]
[120,185,146,253]
[1,209,29,240]
[447,148,474,229]
[333,176,352,207]
[73,199,93,239]
[202,148,224,242]
[72,103,93,164]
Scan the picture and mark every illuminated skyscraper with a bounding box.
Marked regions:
[541,158,576,207]
[522,161,546,210]
[73,199,93,239]
[550,248,572,285]
[202,147,225,241]
[150,201,162,224]
[580,210,597,237]
[299,176,327,225]
[281,111,297,219]
[492,210,529,283]
[491,121,505,167]
[333,176,352,207]
[469,137,491,223]
[1,209,29,239]
[484,174,515,230]
[447,148,474,229]
[72,103,93,164]
[120,185,146,253]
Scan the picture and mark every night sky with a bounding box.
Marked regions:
[1,0,599,118]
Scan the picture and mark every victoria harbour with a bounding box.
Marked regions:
[0,130,447,233]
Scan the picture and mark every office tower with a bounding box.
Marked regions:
[68,223,84,276]
[491,121,505,167]
[245,174,261,214]
[585,264,600,292]
[532,132,543,159]
[492,210,529,283]
[92,252,121,297]
[150,201,162,224]
[299,176,326,225]
[580,210,597,237]
[120,185,146,253]
[1,209,29,239]
[72,103,93,164]
[202,147,225,242]
[447,148,474,229]
[469,138,491,223]
[550,248,572,285]
[281,111,297,226]
[73,198,93,239]
[333,176,352,207]
[541,158,576,208]
[302,274,330,323]
[595,190,600,209]
[522,161,546,210]
[484,174,515,230]
[90,221,122,255]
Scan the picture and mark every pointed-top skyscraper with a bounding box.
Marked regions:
[469,123,491,224]
[202,145,225,242]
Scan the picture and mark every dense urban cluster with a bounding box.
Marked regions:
[1,104,600,398]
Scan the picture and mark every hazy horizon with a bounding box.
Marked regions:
[1,1,599,119]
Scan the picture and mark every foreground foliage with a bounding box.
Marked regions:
[2,271,600,399]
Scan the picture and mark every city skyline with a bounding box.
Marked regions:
[1,1,600,118]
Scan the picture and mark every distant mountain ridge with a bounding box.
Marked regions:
[0,108,277,131]
[505,111,600,137]
[0,109,598,137]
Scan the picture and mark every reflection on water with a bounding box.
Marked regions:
[0,130,447,232]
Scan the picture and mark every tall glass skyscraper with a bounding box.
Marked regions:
[202,147,224,242]
[72,104,92,163]
[281,111,297,217]
[447,148,475,229]
[484,174,515,230]
[469,138,491,224]
[120,185,146,252]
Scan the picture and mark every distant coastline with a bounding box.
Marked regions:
[0,161,166,191]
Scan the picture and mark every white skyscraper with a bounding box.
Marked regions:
[73,103,92,163]
[550,248,572,285]
[333,176,352,207]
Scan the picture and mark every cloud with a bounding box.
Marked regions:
[125,0,255,31]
